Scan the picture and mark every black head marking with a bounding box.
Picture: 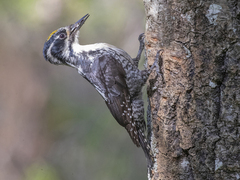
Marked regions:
[43,28,68,64]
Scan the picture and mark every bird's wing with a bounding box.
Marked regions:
[90,55,140,146]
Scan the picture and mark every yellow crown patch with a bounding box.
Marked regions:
[47,30,57,41]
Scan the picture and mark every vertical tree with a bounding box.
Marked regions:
[144,0,240,179]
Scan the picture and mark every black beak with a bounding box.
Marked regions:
[70,14,90,35]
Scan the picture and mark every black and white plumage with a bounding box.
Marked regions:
[43,14,158,166]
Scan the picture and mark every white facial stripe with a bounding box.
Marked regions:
[46,38,63,64]
[47,42,55,62]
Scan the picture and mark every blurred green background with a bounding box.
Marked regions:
[0,0,147,179]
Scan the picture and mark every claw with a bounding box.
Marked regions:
[133,33,146,67]
[149,50,164,75]
[138,33,145,42]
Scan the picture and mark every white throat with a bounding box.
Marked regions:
[72,42,111,54]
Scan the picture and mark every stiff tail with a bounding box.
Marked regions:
[138,130,153,167]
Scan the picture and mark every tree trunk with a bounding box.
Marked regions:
[144,0,240,179]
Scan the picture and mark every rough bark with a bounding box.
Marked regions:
[144,0,240,179]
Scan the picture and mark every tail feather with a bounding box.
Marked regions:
[125,124,140,147]
[138,130,153,167]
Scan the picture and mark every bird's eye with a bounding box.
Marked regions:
[59,33,66,39]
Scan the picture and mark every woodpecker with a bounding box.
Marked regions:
[43,14,158,166]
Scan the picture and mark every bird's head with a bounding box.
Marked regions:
[43,14,90,65]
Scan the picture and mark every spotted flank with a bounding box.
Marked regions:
[47,30,57,42]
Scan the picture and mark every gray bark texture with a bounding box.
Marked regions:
[144,0,240,179]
